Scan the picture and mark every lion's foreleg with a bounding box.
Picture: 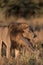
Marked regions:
[6,36,11,59]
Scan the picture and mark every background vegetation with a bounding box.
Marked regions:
[0,0,43,18]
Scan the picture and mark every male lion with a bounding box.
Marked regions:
[9,23,35,58]
[0,23,35,59]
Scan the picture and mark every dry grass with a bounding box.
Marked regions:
[0,44,43,65]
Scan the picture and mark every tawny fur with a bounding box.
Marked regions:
[0,26,11,59]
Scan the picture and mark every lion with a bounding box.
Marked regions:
[0,23,35,59]
[9,23,35,58]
